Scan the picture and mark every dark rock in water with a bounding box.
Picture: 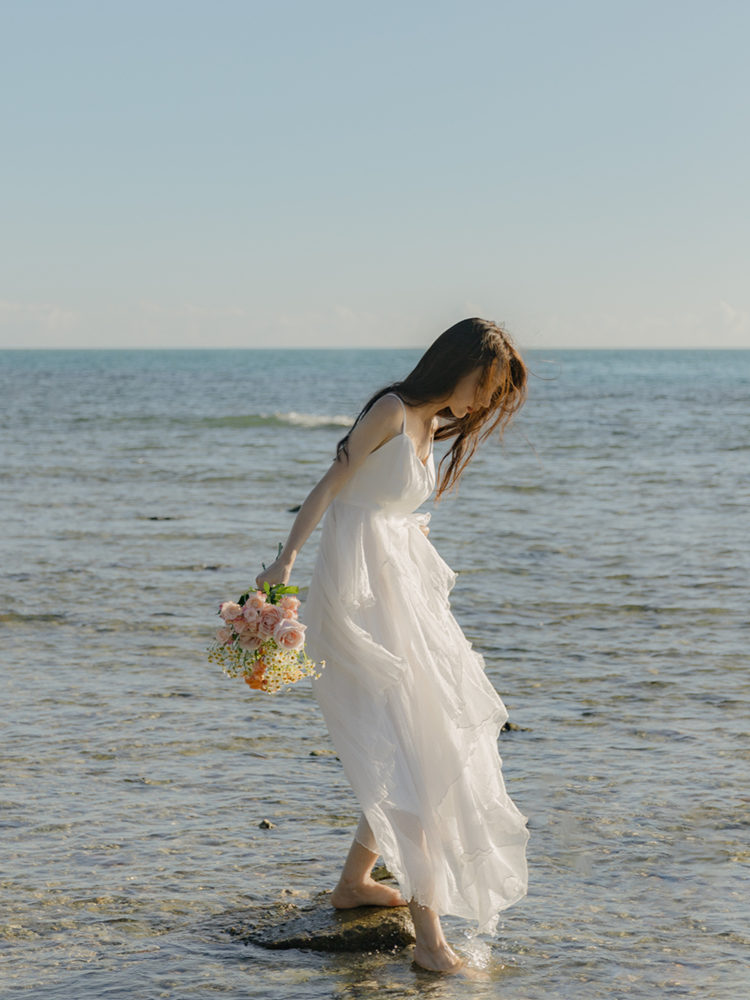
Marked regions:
[501,720,531,732]
[258,818,276,828]
[370,864,393,881]
[225,890,415,953]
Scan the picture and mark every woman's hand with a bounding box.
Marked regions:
[412,511,431,538]
[255,557,292,591]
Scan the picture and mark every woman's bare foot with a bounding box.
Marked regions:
[413,940,464,973]
[330,876,408,908]
[408,897,464,972]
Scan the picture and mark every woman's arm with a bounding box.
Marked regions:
[254,393,403,589]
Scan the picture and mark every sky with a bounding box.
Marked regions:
[1,0,748,350]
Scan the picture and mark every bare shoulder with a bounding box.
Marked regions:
[351,392,402,445]
[366,392,403,425]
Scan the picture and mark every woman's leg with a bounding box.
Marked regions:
[330,812,407,909]
[330,815,462,971]
[408,898,464,972]
[353,810,379,853]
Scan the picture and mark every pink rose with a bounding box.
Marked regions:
[235,617,259,637]
[273,618,306,651]
[258,603,285,638]
[238,632,261,652]
[219,601,243,622]
[279,594,300,615]
[216,626,234,645]
[242,604,260,625]
[246,591,267,611]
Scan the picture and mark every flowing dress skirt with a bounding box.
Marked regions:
[305,481,529,935]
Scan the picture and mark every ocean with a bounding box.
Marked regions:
[1,348,748,999]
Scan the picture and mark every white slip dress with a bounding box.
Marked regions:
[304,393,529,935]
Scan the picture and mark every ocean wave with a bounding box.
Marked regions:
[79,410,354,430]
[200,411,353,430]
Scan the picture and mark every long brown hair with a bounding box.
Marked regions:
[335,318,527,500]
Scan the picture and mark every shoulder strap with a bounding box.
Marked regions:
[386,392,406,433]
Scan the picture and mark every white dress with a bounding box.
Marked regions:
[304,393,529,935]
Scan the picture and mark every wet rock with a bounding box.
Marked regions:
[258,818,276,829]
[225,890,415,953]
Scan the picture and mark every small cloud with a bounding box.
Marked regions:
[0,298,79,332]
[719,300,749,334]
[333,304,379,330]
[138,300,247,320]
[333,304,357,322]
[270,304,386,345]
[462,301,486,319]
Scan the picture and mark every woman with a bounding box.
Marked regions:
[255,317,530,972]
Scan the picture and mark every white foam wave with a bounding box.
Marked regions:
[274,411,353,428]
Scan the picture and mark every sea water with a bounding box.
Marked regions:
[1,348,748,999]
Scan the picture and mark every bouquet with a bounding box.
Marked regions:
[208,553,324,694]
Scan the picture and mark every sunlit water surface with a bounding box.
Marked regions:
[1,349,748,999]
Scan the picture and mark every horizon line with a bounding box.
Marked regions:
[2,345,749,352]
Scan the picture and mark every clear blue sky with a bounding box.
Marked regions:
[1,0,748,349]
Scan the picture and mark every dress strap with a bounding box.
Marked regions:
[386,392,406,433]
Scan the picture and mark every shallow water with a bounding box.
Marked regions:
[1,348,748,998]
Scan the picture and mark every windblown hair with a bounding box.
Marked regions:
[335,317,527,500]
